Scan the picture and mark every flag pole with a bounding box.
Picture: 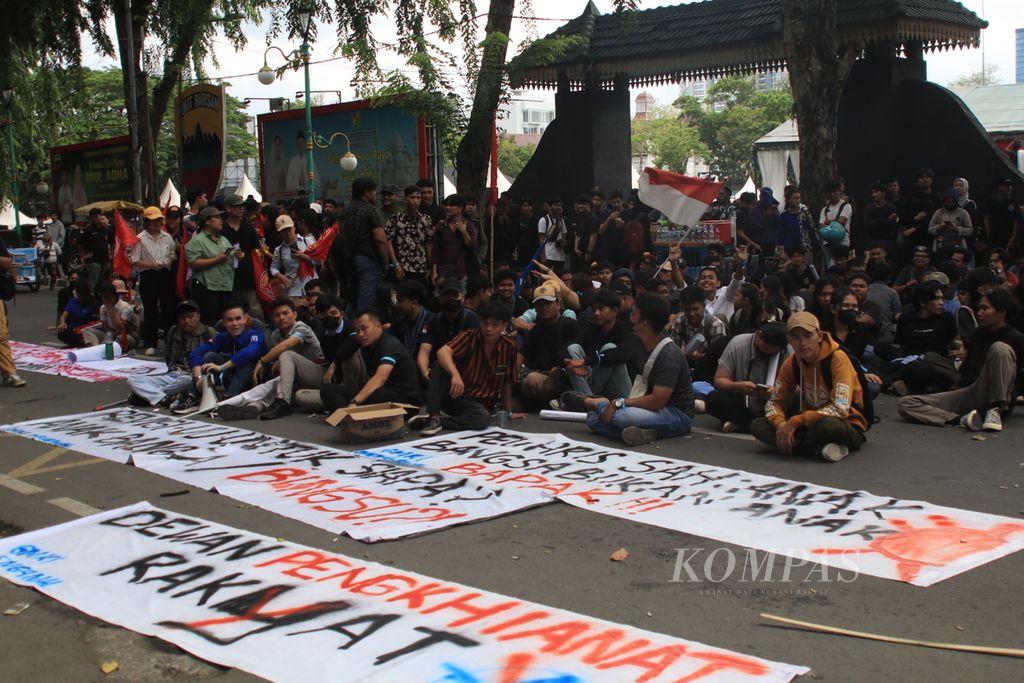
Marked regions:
[489,203,495,276]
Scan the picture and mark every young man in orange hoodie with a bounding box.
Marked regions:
[750,312,868,462]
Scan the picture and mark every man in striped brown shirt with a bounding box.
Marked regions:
[414,301,524,435]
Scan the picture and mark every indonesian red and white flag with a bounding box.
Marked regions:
[637,167,725,228]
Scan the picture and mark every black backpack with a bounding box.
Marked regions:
[794,346,876,431]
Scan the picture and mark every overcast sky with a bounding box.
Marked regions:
[81,0,1019,116]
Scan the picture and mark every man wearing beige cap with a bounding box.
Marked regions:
[519,281,582,405]
[271,214,317,297]
[751,311,868,462]
[132,206,178,354]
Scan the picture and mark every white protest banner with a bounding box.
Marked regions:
[358,430,1024,586]
[1,410,550,542]
[0,503,808,683]
[10,341,167,382]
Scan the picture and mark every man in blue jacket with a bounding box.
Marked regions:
[184,299,266,405]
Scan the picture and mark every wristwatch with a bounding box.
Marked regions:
[614,398,626,410]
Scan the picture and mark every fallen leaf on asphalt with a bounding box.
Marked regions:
[610,548,629,561]
[956,625,964,631]
[972,435,987,441]
[100,661,119,674]
[3,602,30,616]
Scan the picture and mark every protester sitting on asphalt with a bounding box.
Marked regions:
[561,293,694,447]
[81,280,139,349]
[320,309,422,412]
[416,278,480,385]
[390,279,435,366]
[704,323,788,434]
[311,294,355,362]
[518,282,583,407]
[672,287,728,371]
[127,299,215,408]
[411,301,521,436]
[185,299,266,405]
[751,312,868,462]
[694,243,748,320]
[56,278,99,347]
[552,288,639,409]
[889,280,958,396]
[218,297,326,421]
[898,286,1024,432]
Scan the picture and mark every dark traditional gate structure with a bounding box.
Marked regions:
[508,0,1022,209]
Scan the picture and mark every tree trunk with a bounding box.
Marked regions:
[781,0,843,217]
[454,0,515,201]
[114,0,158,203]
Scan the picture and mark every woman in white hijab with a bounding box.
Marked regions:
[953,177,979,253]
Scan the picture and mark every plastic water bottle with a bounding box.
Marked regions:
[103,331,114,360]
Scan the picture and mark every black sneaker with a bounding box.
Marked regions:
[621,426,658,447]
[259,398,293,420]
[172,395,200,415]
[218,402,261,421]
[559,391,588,413]
[127,392,150,407]
[407,411,430,428]
[420,416,443,436]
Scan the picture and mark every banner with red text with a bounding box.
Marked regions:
[358,430,1024,586]
[10,341,168,382]
[0,503,808,683]
[1,410,548,541]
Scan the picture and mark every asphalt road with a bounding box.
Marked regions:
[1,290,1022,683]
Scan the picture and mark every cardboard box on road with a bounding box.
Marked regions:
[325,402,417,443]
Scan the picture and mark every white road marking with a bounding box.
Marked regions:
[47,497,101,517]
[0,473,44,495]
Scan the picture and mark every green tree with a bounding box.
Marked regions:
[949,66,1002,88]
[497,134,536,179]
[675,76,793,186]
[631,105,707,173]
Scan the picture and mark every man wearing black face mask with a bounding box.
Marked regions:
[312,294,356,362]
[416,279,480,384]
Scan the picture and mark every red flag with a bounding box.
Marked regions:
[252,250,275,304]
[299,225,337,278]
[489,117,499,206]
[174,229,191,300]
[112,210,140,279]
[636,168,725,228]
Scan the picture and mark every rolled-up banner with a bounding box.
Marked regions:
[539,409,588,422]
[67,342,123,363]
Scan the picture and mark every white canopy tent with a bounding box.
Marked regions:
[735,175,757,199]
[753,119,799,192]
[235,174,262,202]
[158,179,181,209]
[0,200,35,228]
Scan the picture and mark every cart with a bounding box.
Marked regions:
[9,247,41,292]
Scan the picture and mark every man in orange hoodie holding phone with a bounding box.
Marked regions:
[750,312,868,462]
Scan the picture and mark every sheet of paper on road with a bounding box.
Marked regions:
[10,341,167,382]
[358,429,1024,586]
[0,502,809,683]
[0,409,551,541]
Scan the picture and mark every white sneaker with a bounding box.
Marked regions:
[820,442,849,462]
[548,398,564,411]
[2,374,27,388]
[721,421,740,434]
[960,410,983,431]
[621,426,658,447]
[694,399,706,414]
[981,408,1002,432]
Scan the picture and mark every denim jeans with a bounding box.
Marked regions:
[350,254,383,314]
[127,371,196,405]
[586,401,692,441]
[202,351,256,398]
[567,342,632,399]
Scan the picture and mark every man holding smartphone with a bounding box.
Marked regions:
[185,206,237,325]
[704,323,788,433]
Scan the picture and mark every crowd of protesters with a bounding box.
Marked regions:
[2,168,1023,462]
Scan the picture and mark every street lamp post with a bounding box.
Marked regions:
[1,86,19,231]
[259,8,317,204]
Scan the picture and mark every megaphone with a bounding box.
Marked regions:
[188,375,220,416]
